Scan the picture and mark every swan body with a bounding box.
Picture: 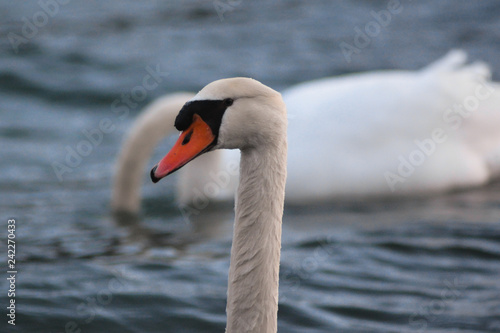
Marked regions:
[150,78,287,332]
[285,50,500,202]
[113,50,500,213]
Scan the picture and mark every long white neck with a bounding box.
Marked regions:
[226,139,287,332]
[112,93,194,213]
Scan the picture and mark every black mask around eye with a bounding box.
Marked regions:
[175,99,233,138]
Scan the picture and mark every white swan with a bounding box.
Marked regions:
[285,50,500,202]
[150,78,287,332]
[112,50,500,214]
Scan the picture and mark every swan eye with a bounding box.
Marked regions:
[223,98,233,107]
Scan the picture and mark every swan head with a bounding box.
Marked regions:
[150,77,286,183]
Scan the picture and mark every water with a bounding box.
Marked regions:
[2,0,500,332]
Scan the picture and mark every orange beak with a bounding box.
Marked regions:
[151,114,216,183]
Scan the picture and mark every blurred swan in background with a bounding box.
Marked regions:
[112,50,500,215]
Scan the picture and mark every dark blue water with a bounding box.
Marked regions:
[2,1,500,332]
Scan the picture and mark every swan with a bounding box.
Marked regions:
[285,50,500,201]
[150,78,287,332]
[112,50,500,214]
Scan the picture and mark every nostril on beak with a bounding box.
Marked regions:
[182,129,193,145]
